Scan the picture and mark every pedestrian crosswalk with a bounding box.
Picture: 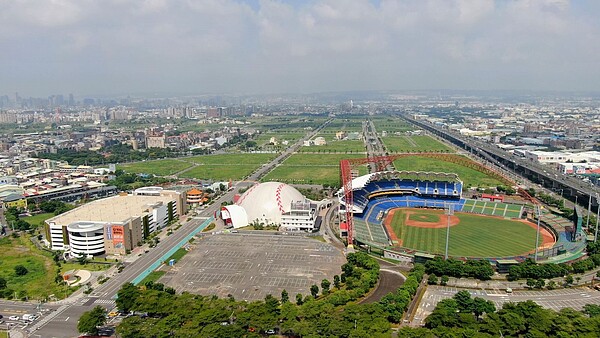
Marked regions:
[93,299,115,306]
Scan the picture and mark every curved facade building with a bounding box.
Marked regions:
[220,182,321,231]
[67,222,106,256]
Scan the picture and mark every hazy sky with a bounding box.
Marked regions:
[2,0,600,96]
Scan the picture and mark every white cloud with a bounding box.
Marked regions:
[0,0,599,95]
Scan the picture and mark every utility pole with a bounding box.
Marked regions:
[534,205,541,262]
[445,204,453,260]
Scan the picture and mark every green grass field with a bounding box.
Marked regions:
[299,139,366,153]
[392,156,502,188]
[262,153,367,186]
[187,153,275,165]
[22,213,54,228]
[119,159,193,176]
[253,132,306,147]
[0,236,78,300]
[390,209,541,257]
[139,271,166,285]
[179,165,259,181]
[383,135,454,153]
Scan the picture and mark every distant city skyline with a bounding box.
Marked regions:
[2,0,600,97]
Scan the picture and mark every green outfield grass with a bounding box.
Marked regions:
[119,159,193,176]
[383,135,453,153]
[392,156,502,188]
[390,209,541,257]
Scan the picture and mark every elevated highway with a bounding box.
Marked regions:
[400,114,599,213]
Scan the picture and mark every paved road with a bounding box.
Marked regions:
[411,285,600,327]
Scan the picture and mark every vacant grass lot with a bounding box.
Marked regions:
[179,165,259,181]
[299,139,366,153]
[390,209,540,257]
[392,156,502,188]
[254,132,305,147]
[383,135,454,153]
[175,154,277,180]
[187,153,275,165]
[373,120,413,133]
[22,213,54,229]
[119,159,193,176]
[263,154,367,186]
[0,236,75,300]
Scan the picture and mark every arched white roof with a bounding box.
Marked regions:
[237,182,306,225]
[221,205,248,229]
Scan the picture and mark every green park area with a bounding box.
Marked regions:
[263,154,367,186]
[391,209,541,257]
[383,135,454,153]
[119,159,193,176]
[392,156,502,188]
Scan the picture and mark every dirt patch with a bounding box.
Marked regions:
[520,219,556,251]
[383,208,460,247]
[404,210,460,229]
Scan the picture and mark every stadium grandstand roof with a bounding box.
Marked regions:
[345,170,463,192]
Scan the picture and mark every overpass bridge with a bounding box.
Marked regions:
[399,114,599,214]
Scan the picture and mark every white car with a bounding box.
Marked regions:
[9,316,19,321]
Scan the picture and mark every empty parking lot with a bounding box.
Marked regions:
[158,233,346,301]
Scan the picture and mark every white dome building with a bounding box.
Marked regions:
[221,182,320,231]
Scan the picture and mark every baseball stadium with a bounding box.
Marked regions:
[338,167,586,263]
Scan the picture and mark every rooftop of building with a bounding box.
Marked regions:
[47,194,177,226]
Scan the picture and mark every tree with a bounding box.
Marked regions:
[296,293,304,305]
[281,289,289,303]
[472,297,495,318]
[583,304,600,317]
[321,279,331,294]
[333,275,340,289]
[116,283,140,314]
[565,275,574,286]
[453,290,473,313]
[526,278,536,289]
[440,275,449,286]
[0,277,6,289]
[14,265,28,276]
[310,284,319,298]
[427,274,438,285]
[535,278,546,289]
[78,306,106,336]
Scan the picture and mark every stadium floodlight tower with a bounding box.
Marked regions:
[444,203,453,260]
[595,193,599,243]
[534,205,542,262]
